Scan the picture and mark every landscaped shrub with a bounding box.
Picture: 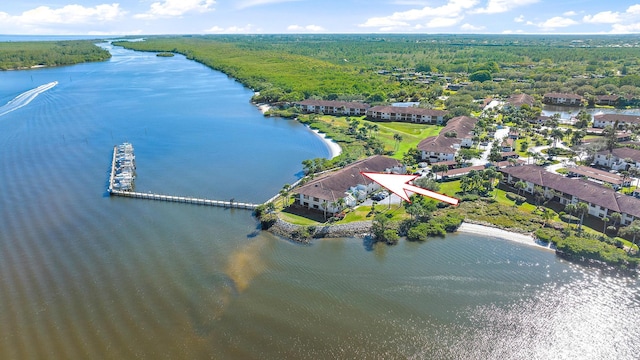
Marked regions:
[440,213,464,232]
[259,213,278,230]
[560,213,579,224]
[460,194,480,202]
[505,192,526,204]
[534,228,563,244]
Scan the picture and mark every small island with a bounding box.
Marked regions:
[156,52,175,57]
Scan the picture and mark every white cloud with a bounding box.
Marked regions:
[533,16,578,30]
[473,0,539,14]
[514,15,525,23]
[359,0,478,29]
[205,24,260,33]
[236,0,300,9]
[426,17,463,28]
[563,11,577,16]
[627,4,640,15]
[461,23,486,31]
[583,11,621,24]
[287,24,325,32]
[611,22,640,33]
[15,4,125,25]
[135,0,215,19]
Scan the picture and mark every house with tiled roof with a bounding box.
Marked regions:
[595,95,620,106]
[295,100,370,116]
[543,93,584,106]
[505,93,535,108]
[593,114,640,129]
[366,106,448,124]
[417,116,478,162]
[294,155,404,215]
[500,165,640,226]
[593,147,640,171]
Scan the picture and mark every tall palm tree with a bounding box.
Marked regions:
[576,202,589,232]
[393,133,403,151]
[565,203,577,228]
[626,220,640,253]
[279,184,291,207]
[602,216,610,235]
[610,212,622,228]
[541,208,553,227]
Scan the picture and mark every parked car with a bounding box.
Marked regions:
[371,191,389,201]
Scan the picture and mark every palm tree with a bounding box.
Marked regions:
[279,184,291,207]
[514,180,527,195]
[629,166,640,190]
[460,176,473,194]
[336,197,346,213]
[576,202,589,232]
[541,208,553,227]
[625,220,640,253]
[565,203,577,228]
[602,216,610,235]
[321,200,328,220]
[610,212,622,228]
[393,133,403,151]
[550,128,564,149]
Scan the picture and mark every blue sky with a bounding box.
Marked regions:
[1,1,640,35]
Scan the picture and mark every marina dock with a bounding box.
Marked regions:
[108,143,260,210]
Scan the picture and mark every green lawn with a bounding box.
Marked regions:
[341,203,407,222]
[306,114,442,159]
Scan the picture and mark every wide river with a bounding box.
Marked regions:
[0,42,639,359]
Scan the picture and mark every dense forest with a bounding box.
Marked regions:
[116,34,640,104]
[0,40,111,70]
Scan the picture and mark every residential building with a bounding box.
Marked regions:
[295,100,370,116]
[294,156,404,215]
[417,116,478,162]
[366,106,448,124]
[501,165,640,225]
[566,166,629,189]
[505,93,535,108]
[595,95,620,106]
[542,93,584,106]
[593,147,640,170]
[593,114,640,129]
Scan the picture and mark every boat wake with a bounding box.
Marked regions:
[0,81,58,117]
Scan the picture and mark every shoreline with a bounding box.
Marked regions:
[457,222,554,251]
[253,101,342,159]
[309,127,342,159]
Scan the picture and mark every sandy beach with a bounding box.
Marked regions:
[457,222,554,251]
[310,127,342,159]
[256,103,271,114]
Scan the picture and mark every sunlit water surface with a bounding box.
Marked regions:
[0,43,638,359]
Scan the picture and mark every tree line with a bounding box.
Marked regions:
[0,41,111,70]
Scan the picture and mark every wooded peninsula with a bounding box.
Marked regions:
[0,40,111,70]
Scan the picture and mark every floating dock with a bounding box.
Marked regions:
[108,143,259,210]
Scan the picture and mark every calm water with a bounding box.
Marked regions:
[0,43,639,359]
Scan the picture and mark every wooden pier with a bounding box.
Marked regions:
[108,144,260,210]
[109,190,259,210]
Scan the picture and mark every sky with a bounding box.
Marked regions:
[1,1,640,35]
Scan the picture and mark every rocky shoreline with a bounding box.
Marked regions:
[268,218,373,243]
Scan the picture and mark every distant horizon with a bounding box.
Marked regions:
[1,1,640,36]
